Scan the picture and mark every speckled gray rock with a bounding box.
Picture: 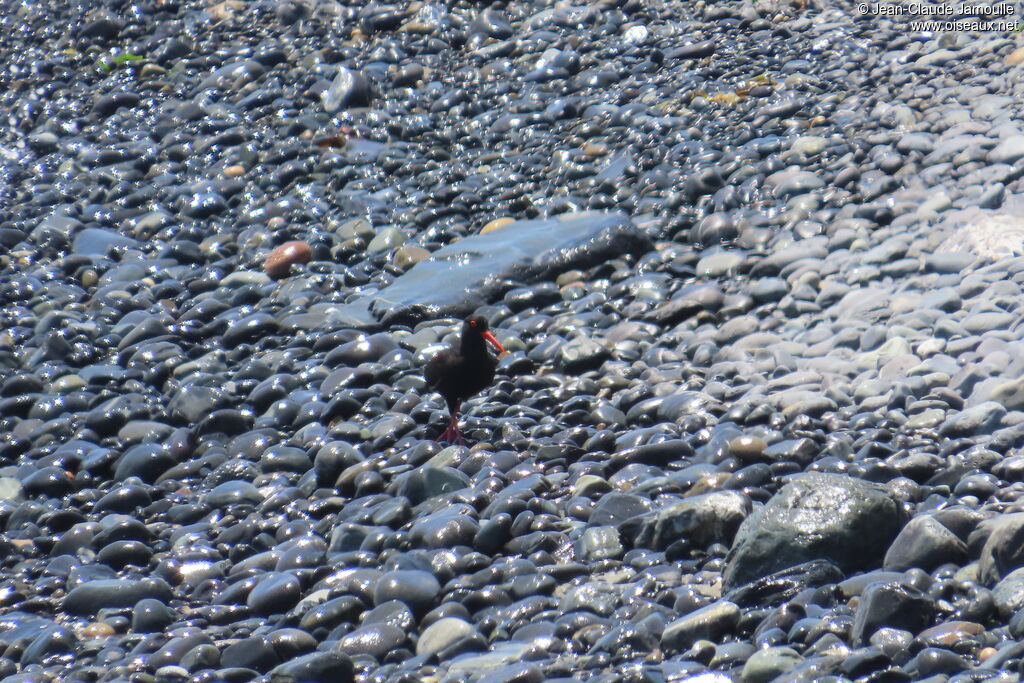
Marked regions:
[724,473,905,589]
[661,600,740,651]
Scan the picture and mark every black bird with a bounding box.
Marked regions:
[425,314,505,444]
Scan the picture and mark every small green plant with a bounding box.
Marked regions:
[97,51,144,72]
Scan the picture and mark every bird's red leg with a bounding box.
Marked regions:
[437,401,465,445]
[439,414,464,445]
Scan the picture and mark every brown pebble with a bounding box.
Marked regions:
[393,245,430,270]
[208,0,243,21]
[481,217,514,234]
[265,241,312,279]
[556,270,587,287]
[917,621,984,647]
[313,134,347,149]
[978,646,998,661]
[223,165,246,178]
[560,282,586,301]
[686,472,731,496]
[1006,47,1024,66]
[139,64,166,79]
[729,435,767,461]
[81,622,115,639]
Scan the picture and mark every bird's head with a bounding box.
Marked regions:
[464,314,505,354]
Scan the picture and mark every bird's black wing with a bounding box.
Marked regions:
[424,349,451,389]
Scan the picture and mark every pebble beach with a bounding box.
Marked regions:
[5,0,1024,681]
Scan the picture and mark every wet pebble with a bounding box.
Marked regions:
[64,579,173,615]
[265,241,312,279]
[247,572,302,616]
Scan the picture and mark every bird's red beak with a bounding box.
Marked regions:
[482,331,505,354]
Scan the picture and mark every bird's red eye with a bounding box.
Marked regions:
[469,320,477,327]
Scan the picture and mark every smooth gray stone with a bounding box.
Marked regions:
[979,513,1024,584]
[989,377,1024,410]
[560,335,609,372]
[72,227,140,255]
[445,642,533,678]
[0,478,23,502]
[335,623,406,659]
[409,510,478,549]
[416,618,477,657]
[939,402,1007,437]
[850,581,934,645]
[926,252,975,273]
[147,630,212,669]
[63,578,173,614]
[575,526,623,562]
[904,647,967,677]
[20,624,77,665]
[989,135,1024,164]
[661,600,740,651]
[897,133,935,154]
[330,212,652,327]
[392,467,468,506]
[559,581,618,615]
[749,277,789,303]
[269,652,354,683]
[373,570,441,611]
[765,169,824,198]
[321,66,371,112]
[647,283,724,324]
[993,567,1024,617]
[742,646,803,683]
[247,572,302,616]
[918,287,961,312]
[590,492,652,526]
[962,312,1014,334]
[31,212,82,243]
[883,515,967,571]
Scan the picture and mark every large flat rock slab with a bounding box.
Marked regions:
[329,211,651,328]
